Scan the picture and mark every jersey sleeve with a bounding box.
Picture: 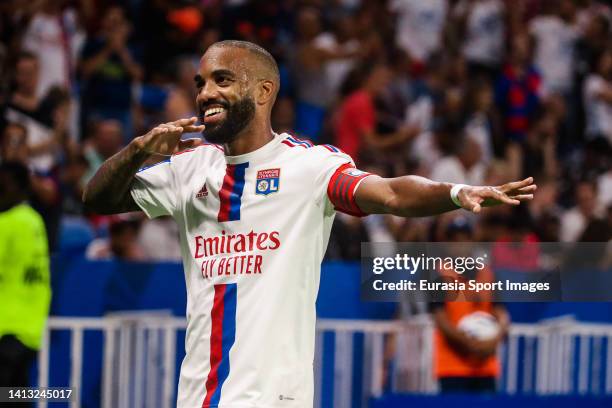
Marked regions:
[313,146,373,217]
[130,159,178,218]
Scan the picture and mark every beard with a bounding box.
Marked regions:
[201,96,256,144]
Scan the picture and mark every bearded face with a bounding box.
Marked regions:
[199,95,256,144]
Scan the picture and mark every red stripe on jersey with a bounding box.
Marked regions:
[290,135,314,147]
[203,143,224,152]
[217,165,236,222]
[329,166,344,206]
[327,163,371,217]
[202,285,226,407]
[281,140,296,148]
[282,138,309,148]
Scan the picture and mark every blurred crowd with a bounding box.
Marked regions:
[0,0,610,261]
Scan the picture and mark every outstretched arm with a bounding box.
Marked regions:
[355,175,536,217]
[82,117,204,214]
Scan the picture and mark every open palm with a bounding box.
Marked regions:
[458,177,537,213]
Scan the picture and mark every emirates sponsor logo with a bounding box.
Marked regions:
[194,230,280,258]
[194,230,281,280]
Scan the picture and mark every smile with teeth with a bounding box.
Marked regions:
[204,107,226,117]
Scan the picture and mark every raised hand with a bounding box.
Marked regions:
[136,117,205,157]
[83,117,205,214]
[457,177,537,213]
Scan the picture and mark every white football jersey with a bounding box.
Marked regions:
[131,132,371,407]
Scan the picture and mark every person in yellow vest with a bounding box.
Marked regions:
[431,217,509,393]
[0,162,51,388]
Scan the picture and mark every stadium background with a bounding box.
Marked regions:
[0,0,611,407]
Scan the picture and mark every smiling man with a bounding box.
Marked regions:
[83,40,535,408]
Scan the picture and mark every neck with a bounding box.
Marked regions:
[224,118,274,156]
[0,200,21,213]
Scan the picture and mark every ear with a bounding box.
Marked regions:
[256,80,275,105]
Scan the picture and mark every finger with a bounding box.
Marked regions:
[178,138,203,150]
[170,117,198,127]
[517,184,538,193]
[464,197,482,213]
[181,125,206,132]
[159,123,184,133]
[496,193,520,205]
[150,126,169,136]
[508,194,534,201]
[500,177,534,193]
[484,188,520,205]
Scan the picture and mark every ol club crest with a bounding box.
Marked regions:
[256,168,280,196]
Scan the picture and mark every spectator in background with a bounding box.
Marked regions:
[506,108,559,181]
[575,14,610,84]
[59,152,88,216]
[0,162,51,392]
[164,56,197,123]
[82,119,123,184]
[0,123,62,251]
[163,56,201,139]
[80,5,142,140]
[495,34,541,143]
[86,217,144,261]
[0,123,28,163]
[565,137,612,197]
[465,82,503,162]
[334,63,416,164]
[430,136,486,186]
[291,7,358,139]
[21,0,85,98]
[313,13,361,104]
[5,52,72,173]
[528,179,562,240]
[454,0,506,81]
[560,180,605,242]
[598,165,612,209]
[528,0,579,97]
[7,52,40,115]
[583,49,612,144]
[271,97,295,134]
[391,0,449,65]
[431,217,509,393]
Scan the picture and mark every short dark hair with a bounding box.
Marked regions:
[0,161,31,195]
[16,50,37,64]
[209,40,280,84]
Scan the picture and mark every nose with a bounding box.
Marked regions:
[196,81,220,105]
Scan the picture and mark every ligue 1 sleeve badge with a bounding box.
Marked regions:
[256,168,280,196]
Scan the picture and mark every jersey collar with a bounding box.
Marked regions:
[225,131,284,165]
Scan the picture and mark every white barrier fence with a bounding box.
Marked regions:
[38,314,612,408]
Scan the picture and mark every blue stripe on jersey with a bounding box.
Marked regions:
[209,283,237,406]
[228,162,249,221]
[136,157,171,173]
[287,136,312,148]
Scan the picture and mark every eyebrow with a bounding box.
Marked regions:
[212,69,236,78]
[194,69,236,84]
